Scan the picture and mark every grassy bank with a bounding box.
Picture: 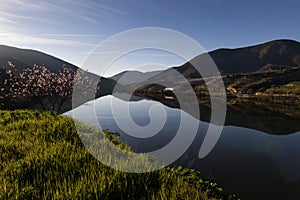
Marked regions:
[0,110,237,199]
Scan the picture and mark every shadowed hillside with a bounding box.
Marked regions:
[0,45,77,72]
[177,39,300,78]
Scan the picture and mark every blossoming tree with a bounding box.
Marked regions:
[0,62,99,113]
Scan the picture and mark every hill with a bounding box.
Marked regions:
[120,40,300,97]
[110,70,162,85]
[0,45,117,113]
[0,45,77,72]
[175,39,300,78]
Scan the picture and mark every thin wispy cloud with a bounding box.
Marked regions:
[81,15,100,25]
[0,0,43,10]
[0,16,16,24]
[44,34,106,38]
[0,0,126,25]
[0,32,95,47]
[58,0,127,24]
[0,0,127,66]
[0,11,38,20]
[63,0,127,16]
[0,11,58,24]
[0,0,123,47]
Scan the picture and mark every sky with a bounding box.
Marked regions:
[0,0,300,76]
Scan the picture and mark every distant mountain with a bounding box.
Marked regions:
[121,39,300,94]
[110,70,162,85]
[111,39,300,86]
[175,39,300,78]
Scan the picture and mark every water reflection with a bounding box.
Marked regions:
[130,93,300,135]
[66,95,300,200]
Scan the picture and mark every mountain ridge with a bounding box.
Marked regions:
[181,39,300,77]
[110,70,162,85]
[109,39,300,86]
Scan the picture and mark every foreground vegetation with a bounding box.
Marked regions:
[0,110,237,199]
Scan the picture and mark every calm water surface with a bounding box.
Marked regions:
[66,95,300,200]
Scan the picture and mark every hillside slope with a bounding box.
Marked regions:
[176,39,300,78]
[0,45,77,72]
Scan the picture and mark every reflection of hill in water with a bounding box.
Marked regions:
[113,93,300,135]
[225,99,300,135]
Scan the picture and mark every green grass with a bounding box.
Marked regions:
[0,110,237,200]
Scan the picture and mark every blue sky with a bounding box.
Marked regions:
[0,0,299,76]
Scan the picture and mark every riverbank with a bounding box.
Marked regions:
[0,110,237,199]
